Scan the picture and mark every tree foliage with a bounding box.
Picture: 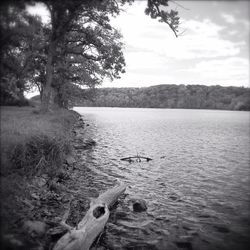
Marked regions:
[0,0,180,110]
[34,0,133,112]
[50,10,126,108]
[0,3,45,105]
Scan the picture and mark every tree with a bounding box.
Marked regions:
[37,0,179,112]
[51,15,126,108]
[36,0,121,112]
[0,3,44,105]
[1,0,179,111]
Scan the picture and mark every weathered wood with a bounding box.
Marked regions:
[53,184,126,250]
[90,183,126,208]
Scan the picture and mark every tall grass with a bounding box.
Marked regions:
[9,135,70,177]
[0,106,78,176]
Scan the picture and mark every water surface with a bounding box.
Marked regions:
[73,107,250,250]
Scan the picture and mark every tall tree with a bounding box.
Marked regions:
[51,15,126,108]
[1,0,179,110]
[38,0,119,112]
[37,0,179,112]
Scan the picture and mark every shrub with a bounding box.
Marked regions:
[9,143,26,169]
[31,109,40,114]
[9,134,69,177]
[0,95,30,106]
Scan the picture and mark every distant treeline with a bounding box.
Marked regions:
[75,84,250,111]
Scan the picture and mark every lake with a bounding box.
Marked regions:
[73,107,250,250]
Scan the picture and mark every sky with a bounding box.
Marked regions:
[27,0,250,91]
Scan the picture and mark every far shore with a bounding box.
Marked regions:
[73,106,250,112]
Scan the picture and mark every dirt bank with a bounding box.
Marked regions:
[0,107,99,249]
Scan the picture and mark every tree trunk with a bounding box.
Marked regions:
[52,83,69,109]
[53,183,127,250]
[51,86,63,109]
[40,41,55,113]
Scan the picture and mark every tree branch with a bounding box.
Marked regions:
[150,0,178,37]
[170,0,190,11]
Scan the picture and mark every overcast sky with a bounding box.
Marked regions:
[28,1,250,89]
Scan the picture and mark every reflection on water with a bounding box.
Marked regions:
[74,107,250,250]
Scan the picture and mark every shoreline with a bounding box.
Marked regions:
[74,106,250,112]
[0,106,95,249]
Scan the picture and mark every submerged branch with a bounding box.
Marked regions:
[121,156,153,162]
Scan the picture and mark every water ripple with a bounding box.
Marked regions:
[74,107,250,250]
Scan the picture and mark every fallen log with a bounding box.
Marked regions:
[53,183,127,250]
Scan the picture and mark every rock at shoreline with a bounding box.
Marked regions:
[65,155,76,165]
[73,118,85,129]
[131,199,147,212]
[33,176,47,188]
[2,234,24,249]
[23,220,47,237]
[74,139,96,150]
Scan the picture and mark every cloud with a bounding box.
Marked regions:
[104,56,249,88]
[221,13,236,24]
[169,18,241,59]
[111,4,242,61]
[105,1,249,88]
[239,19,250,30]
[180,57,249,86]
[220,11,250,40]
[125,51,168,71]
[103,71,176,88]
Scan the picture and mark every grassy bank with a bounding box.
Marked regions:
[0,106,78,151]
[0,106,79,248]
[1,106,78,172]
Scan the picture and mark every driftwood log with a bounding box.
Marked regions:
[121,156,152,162]
[53,183,127,250]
